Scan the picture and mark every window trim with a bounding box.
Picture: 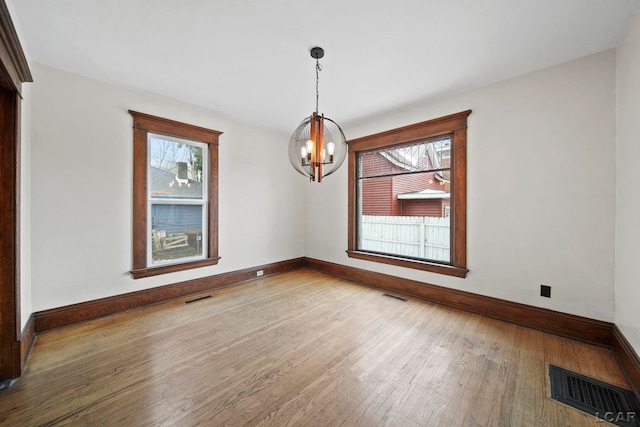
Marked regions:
[129,110,222,279]
[346,110,471,278]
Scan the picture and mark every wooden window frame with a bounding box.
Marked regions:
[129,111,222,279]
[346,110,471,278]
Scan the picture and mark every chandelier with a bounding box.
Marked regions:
[288,47,347,182]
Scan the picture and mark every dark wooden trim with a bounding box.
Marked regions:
[35,258,304,333]
[12,88,21,342]
[346,110,471,152]
[19,314,35,372]
[302,257,612,347]
[451,128,466,268]
[131,125,147,269]
[346,110,471,277]
[128,110,222,278]
[208,134,219,259]
[131,257,222,279]
[612,325,640,401]
[0,88,20,382]
[345,250,468,278]
[347,150,357,251]
[130,110,222,142]
[0,0,32,93]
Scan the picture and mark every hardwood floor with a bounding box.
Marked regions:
[0,269,630,426]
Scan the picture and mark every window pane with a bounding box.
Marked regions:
[151,204,204,264]
[357,157,451,263]
[358,137,451,179]
[149,136,204,200]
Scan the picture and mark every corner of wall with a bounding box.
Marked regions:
[615,2,640,356]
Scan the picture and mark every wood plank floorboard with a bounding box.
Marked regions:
[0,269,630,426]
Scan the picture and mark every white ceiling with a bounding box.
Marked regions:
[10,0,639,134]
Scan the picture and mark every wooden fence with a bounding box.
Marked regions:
[360,215,450,262]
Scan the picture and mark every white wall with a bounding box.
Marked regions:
[306,50,617,321]
[616,8,640,354]
[29,63,305,311]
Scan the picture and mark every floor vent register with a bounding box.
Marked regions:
[549,364,640,426]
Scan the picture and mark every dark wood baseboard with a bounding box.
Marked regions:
[302,257,640,396]
[19,314,35,371]
[34,258,304,333]
[302,257,612,348]
[26,255,640,399]
[612,325,640,401]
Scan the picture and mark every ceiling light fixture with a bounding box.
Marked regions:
[288,47,346,182]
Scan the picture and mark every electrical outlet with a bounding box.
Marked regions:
[540,285,551,298]
[256,270,264,277]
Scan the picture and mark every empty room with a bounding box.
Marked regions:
[1,0,640,425]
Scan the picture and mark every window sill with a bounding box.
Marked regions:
[346,250,468,278]
[130,257,221,279]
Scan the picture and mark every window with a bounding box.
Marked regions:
[347,110,471,278]
[129,111,222,279]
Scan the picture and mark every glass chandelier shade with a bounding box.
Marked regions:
[288,112,347,182]
[288,47,347,182]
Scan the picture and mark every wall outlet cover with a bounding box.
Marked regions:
[540,285,551,298]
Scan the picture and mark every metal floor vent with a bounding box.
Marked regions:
[185,295,212,304]
[549,364,640,426]
[382,293,407,302]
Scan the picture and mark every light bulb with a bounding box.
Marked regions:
[301,146,307,163]
[327,141,335,163]
[327,141,335,155]
[305,139,313,161]
[321,148,326,161]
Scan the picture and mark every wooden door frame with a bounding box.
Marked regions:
[0,0,32,385]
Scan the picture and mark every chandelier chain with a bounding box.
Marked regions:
[315,58,322,114]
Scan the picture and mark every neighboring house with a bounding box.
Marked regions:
[150,164,203,199]
[361,148,451,217]
[150,165,204,235]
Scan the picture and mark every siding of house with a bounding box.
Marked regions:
[399,199,444,216]
[360,152,450,217]
[391,173,444,216]
[360,152,406,177]
[361,177,392,215]
[151,204,202,234]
